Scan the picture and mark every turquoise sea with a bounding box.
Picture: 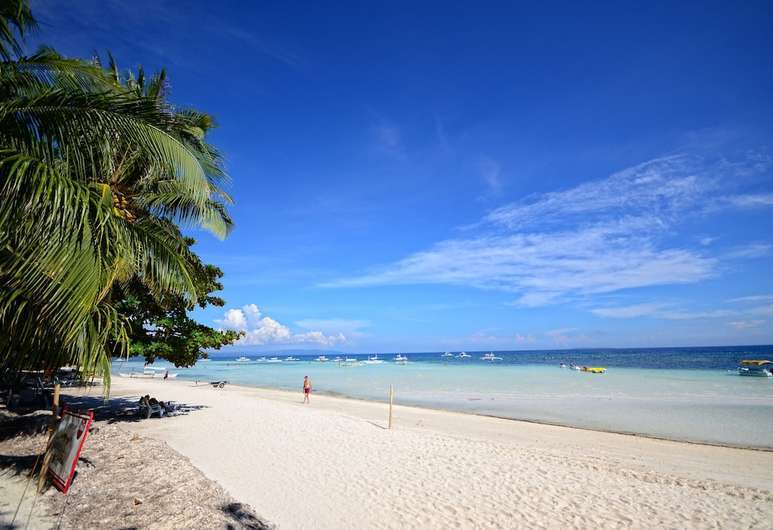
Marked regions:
[113,346,773,449]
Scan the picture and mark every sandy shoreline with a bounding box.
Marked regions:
[49,376,769,529]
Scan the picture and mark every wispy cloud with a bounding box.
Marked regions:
[727,294,773,304]
[591,303,668,319]
[724,193,773,208]
[323,153,772,307]
[484,154,710,230]
[592,303,736,320]
[217,304,347,347]
[369,115,404,158]
[728,319,765,330]
[295,319,369,339]
[478,156,503,197]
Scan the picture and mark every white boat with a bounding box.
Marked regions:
[340,357,359,366]
[266,357,282,363]
[235,356,250,362]
[457,351,471,359]
[441,352,454,358]
[119,367,178,379]
[738,360,773,377]
[394,354,408,364]
[481,352,502,361]
[363,354,384,365]
[314,355,329,362]
[285,356,300,362]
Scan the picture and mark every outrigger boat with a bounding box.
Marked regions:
[394,354,408,364]
[314,355,329,362]
[441,352,454,358]
[738,360,773,377]
[119,367,178,379]
[481,352,502,361]
[363,354,384,365]
[457,351,471,359]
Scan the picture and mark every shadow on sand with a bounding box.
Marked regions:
[60,393,208,424]
[221,502,273,530]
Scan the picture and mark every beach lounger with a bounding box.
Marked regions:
[138,396,164,419]
[210,380,228,389]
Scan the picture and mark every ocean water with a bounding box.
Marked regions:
[112,346,773,449]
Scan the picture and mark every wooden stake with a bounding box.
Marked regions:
[37,384,60,493]
[388,385,393,429]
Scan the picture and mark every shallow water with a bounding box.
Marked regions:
[113,346,773,448]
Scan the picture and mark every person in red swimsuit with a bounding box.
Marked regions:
[303,375,312,404]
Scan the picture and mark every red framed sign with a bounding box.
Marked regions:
[48,408,94,493]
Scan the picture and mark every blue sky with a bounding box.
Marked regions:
[31,1,773,351]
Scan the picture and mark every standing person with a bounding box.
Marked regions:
[303,375,312,404]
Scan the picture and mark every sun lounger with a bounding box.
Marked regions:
[138,395,164,419]
[210,380,228,389]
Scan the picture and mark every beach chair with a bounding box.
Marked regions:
[138,396,164,419]
[210,380,228,389]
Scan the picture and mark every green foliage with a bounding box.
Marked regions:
[0,2,234,389]
[115,239,243,367]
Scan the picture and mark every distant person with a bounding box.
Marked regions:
[303,375,312,404]
[164,370,169,380]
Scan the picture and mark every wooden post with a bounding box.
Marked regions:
[37,384,60,493]
[388,385,394,429]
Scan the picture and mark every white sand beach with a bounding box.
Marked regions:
[62,377,772,530]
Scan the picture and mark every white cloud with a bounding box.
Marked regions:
[324,220,716,306]
[484,154,711,230]
[545,328,578,345]
[323,153,771,307]
[728,320,765,330]
[592,302,736,320]
[727,294,773,304]
[216,305,348,347]
[724,193,773,208]
[295,319,369,339]
[219,308,248,330]
[722,243,770,259]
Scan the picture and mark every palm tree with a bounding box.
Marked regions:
[0,1,233,388]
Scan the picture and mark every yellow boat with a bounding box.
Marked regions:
[580,366,607,374]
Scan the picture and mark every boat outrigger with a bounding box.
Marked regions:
[738,360,773,377]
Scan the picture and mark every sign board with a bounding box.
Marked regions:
[48,408,94,493]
